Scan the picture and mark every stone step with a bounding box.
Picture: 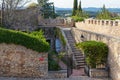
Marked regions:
[71,47,77,50]
[75,58,85,61]
[70,44,77,48]
[75,55,84,57]
[74,53,83,55]
[77,63,86,66]
[75,57,84,60]
[68,39,75,41]
[73,51,81,53]
[72,47,79,49]
[72,50,80,52]
[76,65,85,69]
[64,30,86,70]
[66,36,73,37]
[77,60,85,63]
[74,52,81,55]
[68,41,75,43]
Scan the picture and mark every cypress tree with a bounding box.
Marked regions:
[52,4,56,18]
[72,0,78,16]
[78,0,82,12]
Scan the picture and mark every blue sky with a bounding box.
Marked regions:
[33,0,120,8]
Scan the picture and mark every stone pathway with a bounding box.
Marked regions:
[0,76,111,80]
[71,68,86,76]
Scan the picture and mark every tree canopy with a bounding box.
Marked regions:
[37,0,56,18]
[72,0,88,22]
[72,0,78,16]
[3,0,31,27]
[27,2,38,9]
[96,5,111,19]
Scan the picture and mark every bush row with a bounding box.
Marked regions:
[0,28,50,52]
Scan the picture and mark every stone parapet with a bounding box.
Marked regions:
[71,27,120,80]
[75,19,120,37]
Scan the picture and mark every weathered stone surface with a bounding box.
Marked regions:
[71,27,120,80]
[89,69,108,78]
[0,43,48,78]
[75,19,120,37]
[48,70,67,79]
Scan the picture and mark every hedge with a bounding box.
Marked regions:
[76,41,108,68]
[72,16,84,22]
[0,28,50,52]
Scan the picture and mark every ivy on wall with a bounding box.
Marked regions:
[55,28,66,46]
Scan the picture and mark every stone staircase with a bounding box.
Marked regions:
[63,29,85,69]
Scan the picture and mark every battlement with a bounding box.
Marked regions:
[75,19,120,37]
[84,18,120,27]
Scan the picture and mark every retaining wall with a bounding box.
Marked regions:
[0,43,48,78]
[71,28,120,80]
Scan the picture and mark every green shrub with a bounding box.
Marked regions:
[0,28,50,52]
[72,16,84,22]
[48,51,60,71]
[76,41,108,68]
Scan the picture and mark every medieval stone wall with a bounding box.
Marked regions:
[0,43,48,78]
[10,7,39,30]
[75,19,120,37]
[71,27,120,80]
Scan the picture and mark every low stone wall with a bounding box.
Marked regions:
[75,19,120,37]
[38,18,65,27]
[0,43,48,78]
[89,69,108,78]
[48,70,67,78]
[71,28,120,80]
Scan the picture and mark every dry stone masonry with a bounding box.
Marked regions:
[0,43,48,78]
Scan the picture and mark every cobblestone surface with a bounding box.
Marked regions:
[0,76,111,80]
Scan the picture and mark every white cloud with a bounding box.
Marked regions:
[32,0,120,8]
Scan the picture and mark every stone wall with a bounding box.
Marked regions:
[75,19,120,37]
[38,18,65,27]
[1,8,73,30]
[5,8,39,30]
[48,70,67,78]
[0,43,48,78]
[71,28,120,80]
[89,69,108,78]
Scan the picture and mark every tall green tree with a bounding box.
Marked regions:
[74,0,88,18]
[78,0,82,12]
[37,0,48,7]
[96,5,111,19]
[37,0,56,18]
[72,0,78,16]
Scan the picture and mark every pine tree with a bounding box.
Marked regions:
[72,0,78,16]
